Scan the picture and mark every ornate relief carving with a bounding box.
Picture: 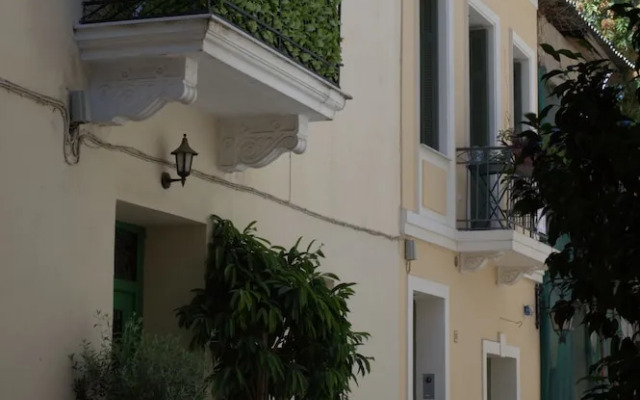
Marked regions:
[458,252,504,273]
[496,265,542,286]
[217,115,309,172]
[88,57,198,125]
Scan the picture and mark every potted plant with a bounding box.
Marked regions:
[70,313,207,400]
[176,215,372,400]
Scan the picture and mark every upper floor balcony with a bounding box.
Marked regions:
[75,0,349,171]
[455,146,553,284]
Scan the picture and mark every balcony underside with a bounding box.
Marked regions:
[452,146,552,284]
[457,229,553,285]
[75,15,350,171]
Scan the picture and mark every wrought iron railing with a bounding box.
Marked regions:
[80,0,342,86]
[456,146,544,240]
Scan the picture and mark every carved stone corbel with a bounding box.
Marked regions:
[88,57,198,125]
[496,265,541,286]
[458,252,504,273]
[217,114,309,172]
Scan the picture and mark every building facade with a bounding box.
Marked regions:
[400,0,553,399]
[0,0,554,399]
[0,1,402,399]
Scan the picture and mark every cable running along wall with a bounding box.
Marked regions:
[0,77,400,242]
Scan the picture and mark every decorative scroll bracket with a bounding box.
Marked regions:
[457,252,504,273]
[87,57,198,125]
[217,114,309,172]
[497,265,542,286]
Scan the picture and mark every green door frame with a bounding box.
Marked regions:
[113,221,145,334]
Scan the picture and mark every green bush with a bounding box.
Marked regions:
[176,215,371,400]
[70,314,207,400]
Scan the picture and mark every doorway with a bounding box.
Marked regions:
[408,277,449,400]
[483,336,520,400]
[487,356,517,400]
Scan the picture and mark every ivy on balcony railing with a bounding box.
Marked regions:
[81,0,342,85]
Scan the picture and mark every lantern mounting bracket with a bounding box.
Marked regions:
[160,172,186,189]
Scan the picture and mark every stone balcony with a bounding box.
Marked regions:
[75,0,350,171]
[455,146,554,285]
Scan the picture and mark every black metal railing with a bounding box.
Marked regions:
[80,0,342,86]
[456,146,543,240]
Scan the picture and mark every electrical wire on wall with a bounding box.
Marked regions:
[0,76,401,242]
[0,77,81,165]
[499,317,524,328]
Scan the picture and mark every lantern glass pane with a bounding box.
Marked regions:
[176,152,186,176]
[184,153,193,176]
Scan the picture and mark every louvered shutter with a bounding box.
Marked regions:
[420,0,439,149]
[513,61,523,133]
[469,29,489,147]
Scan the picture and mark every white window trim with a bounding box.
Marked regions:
[482,334,521,400]
[415,0,456,228]
[467,0,501,145]
[407,276,450,400]
[511,30,537,125]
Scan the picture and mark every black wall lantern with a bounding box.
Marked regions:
[161,134,198,189]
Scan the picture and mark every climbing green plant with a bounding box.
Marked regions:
[83,0,342,83]
[573,0,640,61]
[176,215,372,400]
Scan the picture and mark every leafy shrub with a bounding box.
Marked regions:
[176,215,371,400]
[71,313,207,400]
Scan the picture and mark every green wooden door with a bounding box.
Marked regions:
[113,222,145,337]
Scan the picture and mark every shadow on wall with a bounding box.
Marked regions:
[115,200,207,341]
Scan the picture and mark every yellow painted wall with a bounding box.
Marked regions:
[398,242,541,400]
[422,161,448,215]
[399,1,541,399]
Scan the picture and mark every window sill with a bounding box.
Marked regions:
[419,143,452,169]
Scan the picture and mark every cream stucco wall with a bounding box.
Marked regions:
[0,1,402,400]
[142,224,208,338]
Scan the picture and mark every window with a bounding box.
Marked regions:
[513,61,523,131]
[512,34,535,133]
[468,2,498,147]
[420,0,439,150]
[469,27,490,146]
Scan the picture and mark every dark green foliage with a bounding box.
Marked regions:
[176,215,372,400]
[82,0,342,83]
[70,314,207,400]
[510,4,640,397]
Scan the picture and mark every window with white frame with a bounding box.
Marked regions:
[512,34,535,133]
[468,1,499,147]
[420,0,443,151]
